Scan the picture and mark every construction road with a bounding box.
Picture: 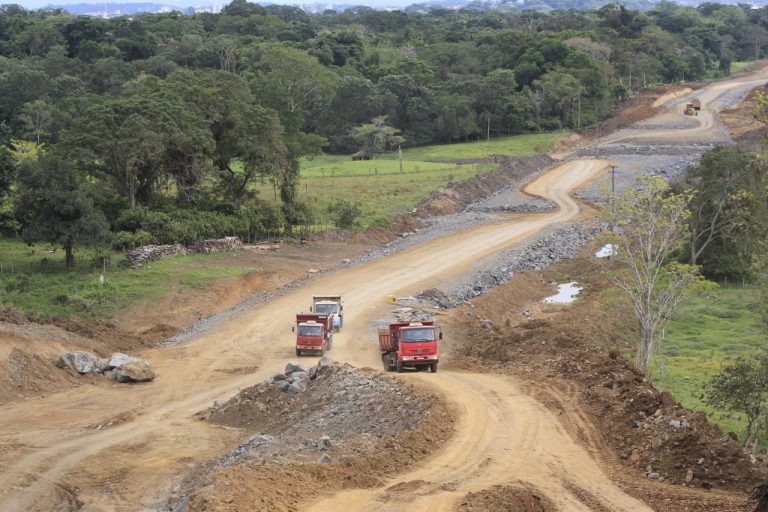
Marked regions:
[1,67,767,512]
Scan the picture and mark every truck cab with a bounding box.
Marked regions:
[311,295,343,331]
[379,321,440,373]
[294,313,333,356]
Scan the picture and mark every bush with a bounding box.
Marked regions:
[112,230,153,250]
[331,200,362,230]
[113,208,247,246]
[241,201,284,240]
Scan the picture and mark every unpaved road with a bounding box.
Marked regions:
[305,373,651,512]
[1,69,766,512]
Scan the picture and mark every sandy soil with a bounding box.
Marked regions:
[2,68,768,512]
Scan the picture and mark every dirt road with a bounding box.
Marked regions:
[2,69,766,512]
[304,373,651,512]
[0,160,610,512]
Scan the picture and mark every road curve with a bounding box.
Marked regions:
[0,159,610,512]
[303,373,652,512]
[4,66,765,511]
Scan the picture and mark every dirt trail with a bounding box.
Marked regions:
[2,69,766,512]
[304,373,651,512]
[0,160,609,512]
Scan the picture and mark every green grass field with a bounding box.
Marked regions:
[260,132,562,228]
[651,284,765,442]
[0,238,253,318]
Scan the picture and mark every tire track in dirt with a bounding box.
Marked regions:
[302,373,651,512]
[3,68,767,512]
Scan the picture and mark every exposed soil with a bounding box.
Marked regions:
[171,361,455,512]
[413,155,555,216]
[457,483,555,512]
[720,83,768,149]
[3,69,768,512]
[444,251,764,511]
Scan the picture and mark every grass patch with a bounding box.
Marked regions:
[1,132,562,319]
[650,283,765,443]
[260,132,562,228]
[0,238,253,319]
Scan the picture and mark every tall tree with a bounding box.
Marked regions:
[601,175,705,375]
[15,153,109,268]
[684,146,763,273]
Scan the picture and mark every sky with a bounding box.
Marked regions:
[16,0,411,10]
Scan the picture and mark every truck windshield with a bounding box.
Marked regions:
[401,328,435,342]
[314,303,337,314]
[298,324,322,337]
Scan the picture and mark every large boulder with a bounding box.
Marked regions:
[58,352,107,374]
[284,362,307,376]
[106,352,138,370]
[107,360,155,383]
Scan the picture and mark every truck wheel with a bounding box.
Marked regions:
[430,363,438,373]
[295,349,301,357]
[396,361,404,373]
[382,355,390,372]
[326,337,332,351]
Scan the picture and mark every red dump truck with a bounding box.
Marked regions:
[293,313,333,356]
[379,321,440,373]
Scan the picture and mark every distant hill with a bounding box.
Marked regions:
[39,0,768,17]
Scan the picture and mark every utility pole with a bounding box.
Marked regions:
[610,165,617,195]
[629,63,632,94]
[577,93,581,132]
[398,145,403,174]
[486,116,490,143]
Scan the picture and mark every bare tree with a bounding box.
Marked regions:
[601,175,705,375]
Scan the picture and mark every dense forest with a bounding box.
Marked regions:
[1,0,768,265]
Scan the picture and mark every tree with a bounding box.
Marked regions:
[15,153,110,269]
[705,350,768,449]
[20,99,52,144]
[683,147,760,267]
[166,70,287,207]
[350,116,404,160]
[601,175,705,375]
[62,76,212,209]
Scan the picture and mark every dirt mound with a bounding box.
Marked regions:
[414,156,555,217]
[174,361,455,511]
[457,483,554,512]
[0,306,31,324]
[47,316,153,353]
[720,84,768,150]
[446,254,765,510]
[596,85,691,136]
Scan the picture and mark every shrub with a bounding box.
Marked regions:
[112,230,153,250]
[241,201,284,239]
[331,200,362,230]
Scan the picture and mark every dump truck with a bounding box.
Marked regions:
[379,321,440,373]
[684,98,700,116]
[691,98,701,111]
[311,295,343,332]
[293,313,333,356]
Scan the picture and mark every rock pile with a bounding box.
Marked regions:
[58,351,155,383]
[201,358,432,466]
[448,223,601,299]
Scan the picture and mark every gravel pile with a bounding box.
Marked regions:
[200,359,431,467]
[445,222,602,300]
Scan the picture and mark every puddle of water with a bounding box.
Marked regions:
[595,244,615,258]
[543,282,583,304]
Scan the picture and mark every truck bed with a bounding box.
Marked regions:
[378,329,396,351]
